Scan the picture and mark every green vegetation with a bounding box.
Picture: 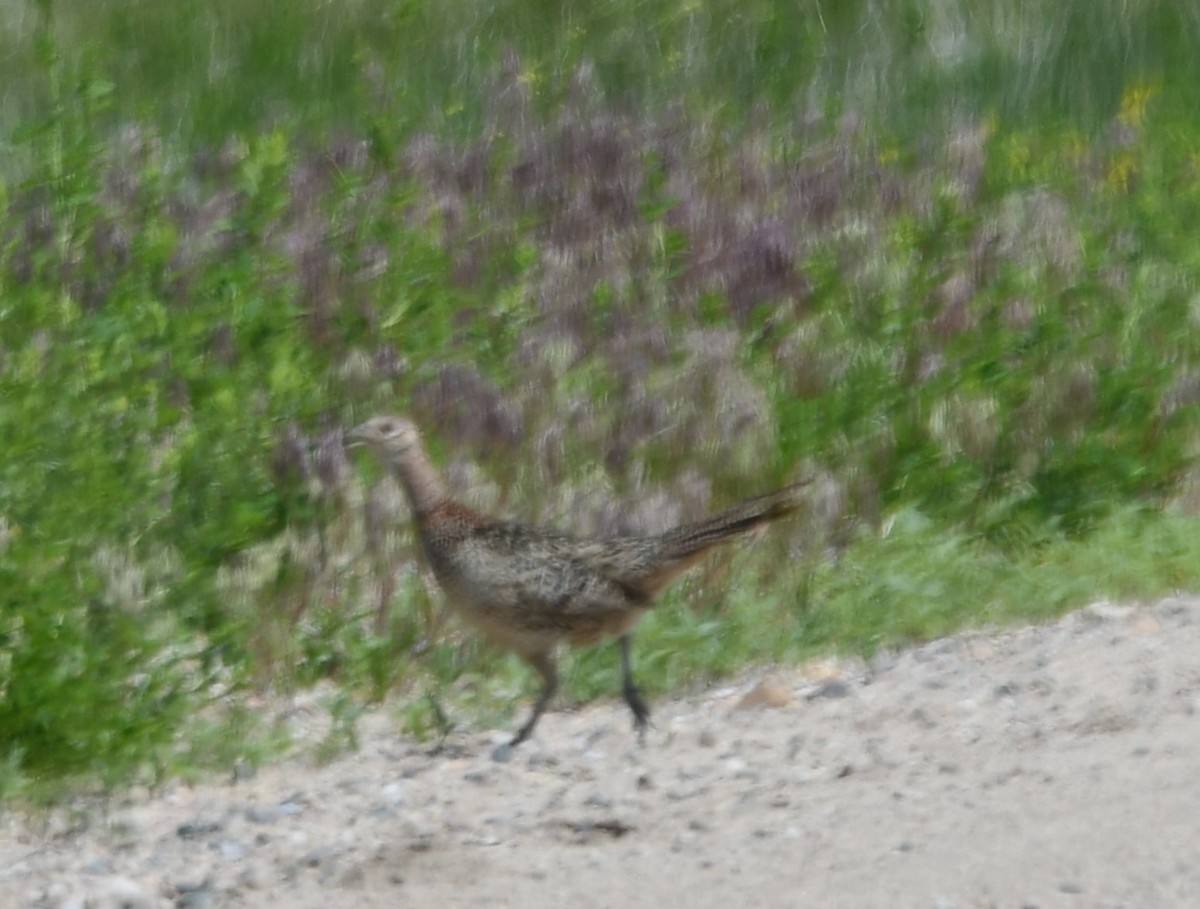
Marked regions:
[2,0,1200,798]
[3,0,1199,144]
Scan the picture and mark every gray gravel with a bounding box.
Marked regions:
[2,596,1199,908]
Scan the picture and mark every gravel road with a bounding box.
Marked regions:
[3,596,1198,909]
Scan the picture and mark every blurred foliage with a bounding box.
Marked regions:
[2,1,1200,793]
[1,0,1199,147]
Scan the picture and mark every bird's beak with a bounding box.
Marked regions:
[344,424,368,449]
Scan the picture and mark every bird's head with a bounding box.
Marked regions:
[347,414,422,461]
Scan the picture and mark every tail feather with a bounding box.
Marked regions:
[602,482,807,599]
[657,482,805,564]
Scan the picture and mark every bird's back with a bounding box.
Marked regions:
[416,504,650,651]
[411,483,801,652]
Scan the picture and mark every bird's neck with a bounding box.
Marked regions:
[390,446,450,515]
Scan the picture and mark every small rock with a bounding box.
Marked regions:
[82,855,115,875]
[735,679,792,710]
[331,864,363,887]
[909,707,938,730]
[380,782,408,806]
[1131,614,1161,636]
[215,840,248,862]
[787,732,807,758]
[1083,601,1133,623]
[245,805,280,824]
[93,876,154,909]
[566,817,635,843]
[177,819,223,840]
[1029,676,1055,697]
[993,682,1019,699]
[403,812,437,851]
[175,886,218,909]
[869,650,898,674]
[463,834,501,847]
[1058,881,1085,894]
[490,742,515,763]
[807,679,850,701]
[1156,597,1197,622]
[698,728,718,748]
[43,882,71,905]
[173,879,210,897]
[1131,672,1158,695]
[303,846,338,868]
[237,861,270,891]
[665,785,708,802]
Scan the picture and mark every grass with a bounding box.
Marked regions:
[1,0,1199,151]
[1,0,1200,799]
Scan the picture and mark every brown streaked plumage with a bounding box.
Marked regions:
[348,414,803,758]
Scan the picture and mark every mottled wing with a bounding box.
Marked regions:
[437,521,645,646]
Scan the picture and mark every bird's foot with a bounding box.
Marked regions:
[625,686,652,746]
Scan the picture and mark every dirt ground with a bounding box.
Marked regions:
[2,595,1198,909]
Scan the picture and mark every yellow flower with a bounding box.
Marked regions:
[1106,150,1137,193]
[1118,82,1160,129]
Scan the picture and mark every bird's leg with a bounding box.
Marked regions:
[619,633,651,743]
[493,651,558,762]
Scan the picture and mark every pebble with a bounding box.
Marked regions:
[237,861,270,891]
[43,882,71,904]
[807,679,850,701]
[215,840,248,862]
[1083,601,1134,623]
[735,679,792,710]
[1131,614,1161,636]
[869,650,899,674]
[303,846,338,868]
[176,820,223,840]
[81,855,114,875]
[380,782,408,806]
[93,876,154,909]
[463,834,501,847]
[245,805,281,824]
[278,798,306,817]
[175,885,218,909]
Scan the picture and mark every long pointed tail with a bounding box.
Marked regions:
[657,482,806,564]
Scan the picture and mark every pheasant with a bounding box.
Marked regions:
[348,414,802,759]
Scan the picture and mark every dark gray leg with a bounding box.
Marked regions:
[619,634,651,743]
[493,651,558,761]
